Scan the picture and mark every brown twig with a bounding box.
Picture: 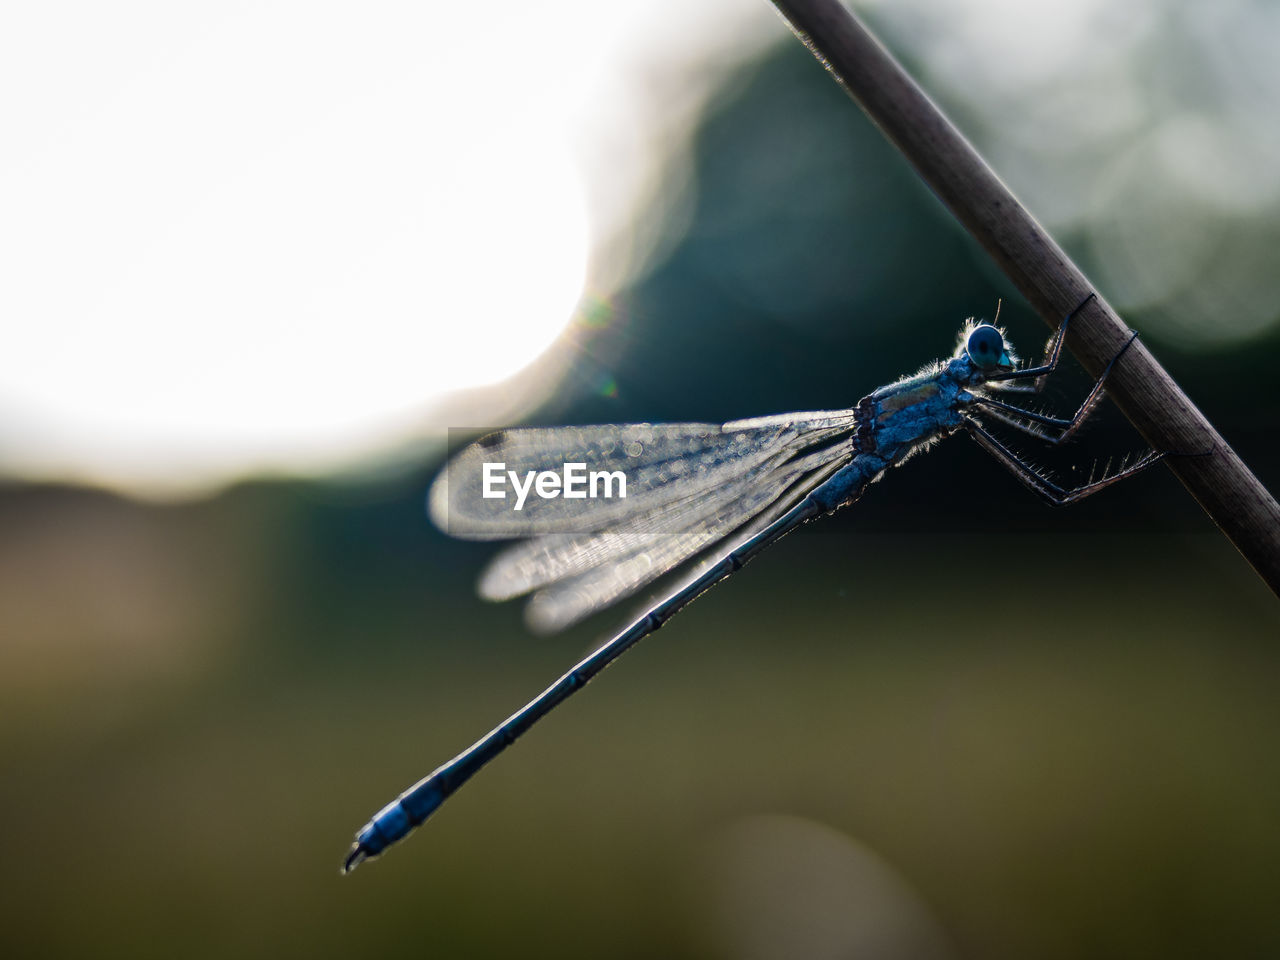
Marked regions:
[769,0,1280,597]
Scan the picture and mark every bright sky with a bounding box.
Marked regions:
[0,1,773,497]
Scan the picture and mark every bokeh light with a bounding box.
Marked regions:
[873,0,1280,348]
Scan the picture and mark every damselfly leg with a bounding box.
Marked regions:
[979,287,1145,445]
[962,295,1166,502]
[964,417,1165,506]
[976,330,1141,446]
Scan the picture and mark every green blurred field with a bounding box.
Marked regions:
[1,478,1276,958]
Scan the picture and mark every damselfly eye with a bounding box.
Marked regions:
[965,324,1006,369]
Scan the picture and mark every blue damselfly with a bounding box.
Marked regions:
[343,294,1162,872]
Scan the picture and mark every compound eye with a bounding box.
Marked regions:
[965,324,1005,369]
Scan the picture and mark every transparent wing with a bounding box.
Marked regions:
[480,438,848,603]
[511,439,852,632]
[429,411,857,539]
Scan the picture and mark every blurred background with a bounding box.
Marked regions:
[2,1,1278,957]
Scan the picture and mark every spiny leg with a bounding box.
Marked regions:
[964,417,1165,506]
[974,329,1141,445]
[985,292,1097,394]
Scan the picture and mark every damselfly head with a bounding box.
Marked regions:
[964,323,1014,372]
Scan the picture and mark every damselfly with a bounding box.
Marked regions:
[343,294,1163,872]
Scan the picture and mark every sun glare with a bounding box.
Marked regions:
[0,0,777,496]
[0,3,590,495]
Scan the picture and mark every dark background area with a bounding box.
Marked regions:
[2,19,1278,960]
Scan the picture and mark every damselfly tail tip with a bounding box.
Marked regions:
[341,843,369,875]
